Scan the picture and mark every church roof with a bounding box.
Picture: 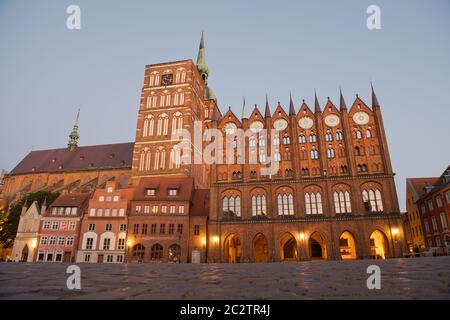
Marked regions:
[10,142,134,175]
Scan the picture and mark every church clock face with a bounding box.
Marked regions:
[298,117,314,130]
[161,73,173,86]
[250,121,264,133]
[224,122,237,135]
[324,114,340,127]
[353,111,370,125]
[273,118,288,131]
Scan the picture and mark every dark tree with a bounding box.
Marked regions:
[0,191,59,248]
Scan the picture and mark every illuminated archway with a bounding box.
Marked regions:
[280,233,297,261]
[370,230,389,259]
[224,234,241,263]
[309,232,327,260]
[253,233,268,263]
[339,231,357,260]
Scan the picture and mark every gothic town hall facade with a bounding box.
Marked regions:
[2,33,406,263]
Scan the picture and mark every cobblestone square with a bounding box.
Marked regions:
[0,257,449,300]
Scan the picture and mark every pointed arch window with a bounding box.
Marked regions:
[157,113,169,136]
[154,150,160,170]
[325,132,333,141]
[362,189,383,212]
[277,192,294,215]
[274,152,281,162]
[273,136,280,146]
[283,134,291,145]
[171,112,183,134]
[298,134,306,144]
[305,192,323,215]
[311,149,319,160]
[309,133,317,143]
[222,195,241,217]
[149,72,160,87]
[334,191,352,214]
[336,131,343,141]
[356,130,362,140]
[366,129,372,138]
[252,194,267,216]
[354,146,361,156]
[327,147,335,159]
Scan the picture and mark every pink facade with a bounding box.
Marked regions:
[35,193,90,262]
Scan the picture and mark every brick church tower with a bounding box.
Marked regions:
[131,32,220,189]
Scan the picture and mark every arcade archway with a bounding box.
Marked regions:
[339,231,357,260]
[309,232,327,260]
[280,233,298,261]
[370,230,389,259]
[253,233,268,263]
[224,234,241,263]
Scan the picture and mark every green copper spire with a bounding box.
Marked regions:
[242,96,247,119]
[68,109,80,150]
[196,30,209,83]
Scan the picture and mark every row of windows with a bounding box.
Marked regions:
[132,223,184,235]
[84,237,125,251]
[40,236,74,246]
[37,251,66,262]
[148,69,186,87]
[222,189,384,216]
[84,254,124,263]
[98,195,120,202]
[423,213,448,233]
[421,193,450,214]
[42,220,76,230]
[131,243,181,261]
[142,112,184,137]
[135,204,185,214]
[89,208,126,217]
[87,223,127,232]
[145,92,185,108]
[51,207,78,216]
[139,147,182,171]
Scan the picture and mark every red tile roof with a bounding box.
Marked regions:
[44,193,90,217]
[10,142,134,175]
[407,177,439,201]
[133,177,195,201]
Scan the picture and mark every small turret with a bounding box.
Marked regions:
[264,94,271,118]
[68,109,80,150]
[314,89,321,113]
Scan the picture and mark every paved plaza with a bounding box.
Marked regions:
[0,257,449,300]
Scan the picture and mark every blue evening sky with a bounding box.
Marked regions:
[1,0,449,210]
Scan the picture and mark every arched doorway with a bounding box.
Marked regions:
[132,243,145,262]
[309,232,327,260]
[168,244,181,263]
[151,243,164,261]
[21,244,29,262]
[253,233,268,263]
[280,233,298,261]
[224,234,241,263]
[370,230,389,259]
[339,231,357,260]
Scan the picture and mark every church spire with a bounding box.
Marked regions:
[289,92,296,116]
[371,82,380,108]
[196,30,209,84]
[339,86,347,111]
[264,94,271,118]
[242,96,247,119]
[314,89,321,113]
[68,109,80,150]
